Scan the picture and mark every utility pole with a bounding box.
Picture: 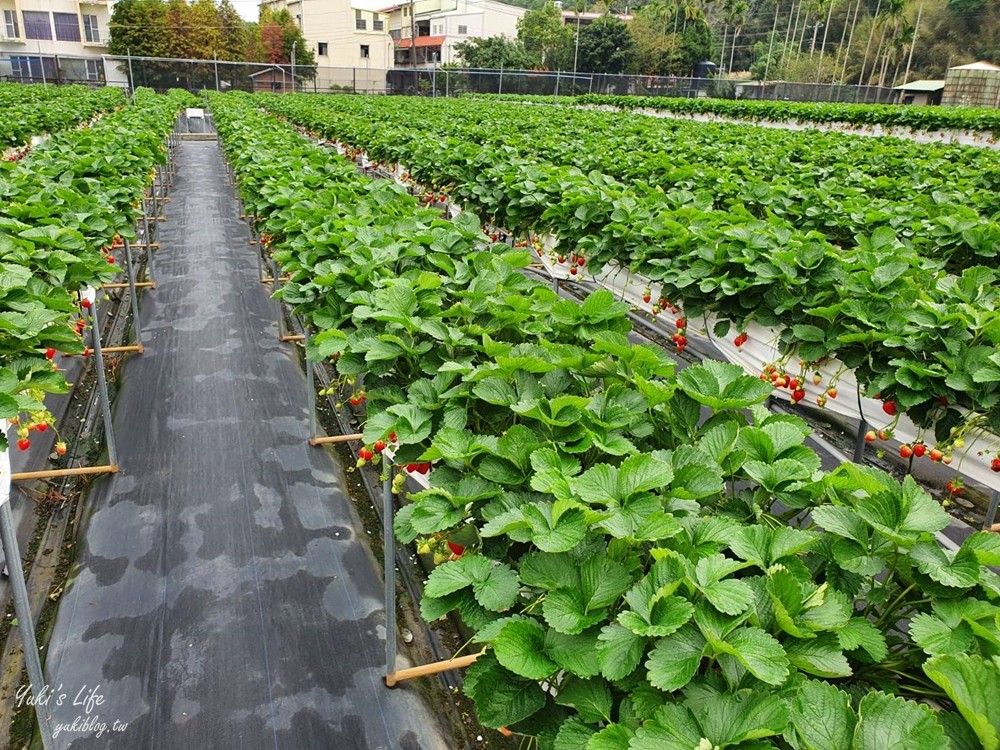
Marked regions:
[815,0,834,76]
[572,14,581,79]
[858,0,882,86]
[763,1,781,84]
[839,0,862,83]
[291,40,297,92]
[409,0,417,92]
[901,2,922,86]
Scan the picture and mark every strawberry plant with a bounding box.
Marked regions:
[0,88,195,449]
[211,92,1000,750]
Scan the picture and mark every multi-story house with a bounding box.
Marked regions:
[259,0,392,91]
[0,0,115,84]
[383,0,525,67]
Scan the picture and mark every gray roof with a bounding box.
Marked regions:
[893,79,945,91]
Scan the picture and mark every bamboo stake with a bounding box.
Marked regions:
[279,334,305,342]
[385,652,483,688]
[100,344,144,354]
[12,465,118,482]
[259,277,291,284]
[104,282,156,289]
[309,433,363,446]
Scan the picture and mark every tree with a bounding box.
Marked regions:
[454,36,535,69]
[631,1,685,74]
[577,15,637,73]
[255,8,315,67]
[517,3,573,67]
[108,0,171,58]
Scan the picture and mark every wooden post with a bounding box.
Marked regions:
[309,433,363,446]
[385,652,483,688]
[11,464,118,482]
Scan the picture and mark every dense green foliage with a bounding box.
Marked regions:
[258,94,1000,451]
[574,93,1000,136]
[0,85,125,150]
[211,89,1000,750]
[0,88,195,448]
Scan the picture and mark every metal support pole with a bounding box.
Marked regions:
[272,258,286,338]
[852,419,868,464]
[127,47,135,100]
[142,210,156,283]
[383,467,396,683]
[983,490,1000,532]
[89,299,119,468]
[123,240,144,347]
[0,486,55,750]
[304,328,317,439]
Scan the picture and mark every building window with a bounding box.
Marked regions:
[86,58,100,81]
[360,44,370,58]
[355,9,366,30]
[317,41,328,56]
[373,19,384,30]
[22,11,52,41]
[83,14,100,43]
[10,56,54,81]
[403,5,409,16]
[53,12,81,42]
[3,10,19,39]
[458,24,468,34]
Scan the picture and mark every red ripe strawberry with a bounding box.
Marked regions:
[792,389,806,402]
[642,294,651,304]
[912,443,927,457]
[827,387,838,399]
[417,462,431,475]
[17,438,30,451]
[36,423,48,433]
[929,448,944,462]
[80,298,92,309]
[389,432,397,443]
[938,395,949,406]
[864,430,877,443]
[882,400,897,416]
[992,457,1000,472]
[373,440,387,454]
[405,463,418,473]
[45,348,56,360]
[577,257,585,267]
[447,541,465,556]
[900,444,913,459]
[83,348,91,356]
[946,480,963,495]
[570,267,577,275]
[359,447,374,461]
[348,396,361,406]
[788,378,800,390]
[676,317,687,329]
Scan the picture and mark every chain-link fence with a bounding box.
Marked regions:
[0,52,111,87]
[2,51,897,105]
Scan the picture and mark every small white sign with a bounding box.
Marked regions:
[186,108,205,119]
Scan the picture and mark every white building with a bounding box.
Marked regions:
[383,0,525,66]
[259,0,392,91]
[0,0,117,84]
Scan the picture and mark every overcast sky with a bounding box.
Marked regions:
[231,1,258,21]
